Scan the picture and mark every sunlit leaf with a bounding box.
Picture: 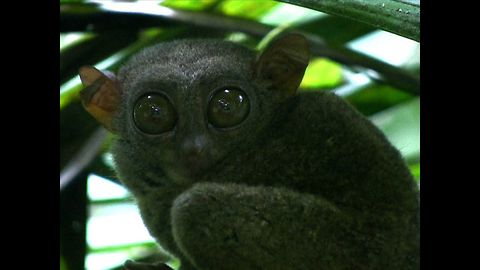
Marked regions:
[161,0,218,11]
[347,30,420,67]
[300,58,343,89]
[260,2,326,26]
[168,258,181,270]
[218,0,278,20]
[60,81,82,109]
[60,256,68,270]
[409,163,420,183]
[60,32,95,51]
[370,98,420,163]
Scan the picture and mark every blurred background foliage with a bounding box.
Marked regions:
[60,1,420,270]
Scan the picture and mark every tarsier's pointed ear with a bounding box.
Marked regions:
[79,66,121,133]
[254,33,310,97]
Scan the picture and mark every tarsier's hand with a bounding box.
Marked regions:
[124,260,173,270]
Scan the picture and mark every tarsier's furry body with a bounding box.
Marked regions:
[79,34,419,270]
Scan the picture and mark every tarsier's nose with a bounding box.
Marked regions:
[180,135,208,166]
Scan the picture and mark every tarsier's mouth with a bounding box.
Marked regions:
[183,161,205,176]
[179,151,232,179]
[179,154,212,177]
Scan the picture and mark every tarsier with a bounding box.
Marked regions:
[79,33,419,270]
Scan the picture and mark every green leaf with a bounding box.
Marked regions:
[409,162,420,183]
[298,15,376,46]
[60,32,95,51]
[276,0,420,41]
[161,0,218,11]
[300,58,343,89]
[168,258,181,270]
[218,0,279,20]
[346,84,414,116]
[260,1,326,26]
[369,97,419,163]
[60,256,68,270]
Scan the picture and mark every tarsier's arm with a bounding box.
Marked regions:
[127,179,351,270]
[170,182,350,270]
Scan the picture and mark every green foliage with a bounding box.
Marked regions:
[409,163,420,183]
[60,33,95,52]
[346,84,414,116]
[301,58,343,89]
[168,259,181,270]
[60,257,66,270]
[161,0,219,11]
[218,0,279,19]
[370,98,420,164]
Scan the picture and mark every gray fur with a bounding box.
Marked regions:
[107,36,419,270]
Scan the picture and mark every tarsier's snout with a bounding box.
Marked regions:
[178,134,211,176]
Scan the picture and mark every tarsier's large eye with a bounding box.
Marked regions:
[133,93,176,134]
[208,88,250,128]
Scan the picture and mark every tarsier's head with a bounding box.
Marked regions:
[79,33,309,183]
